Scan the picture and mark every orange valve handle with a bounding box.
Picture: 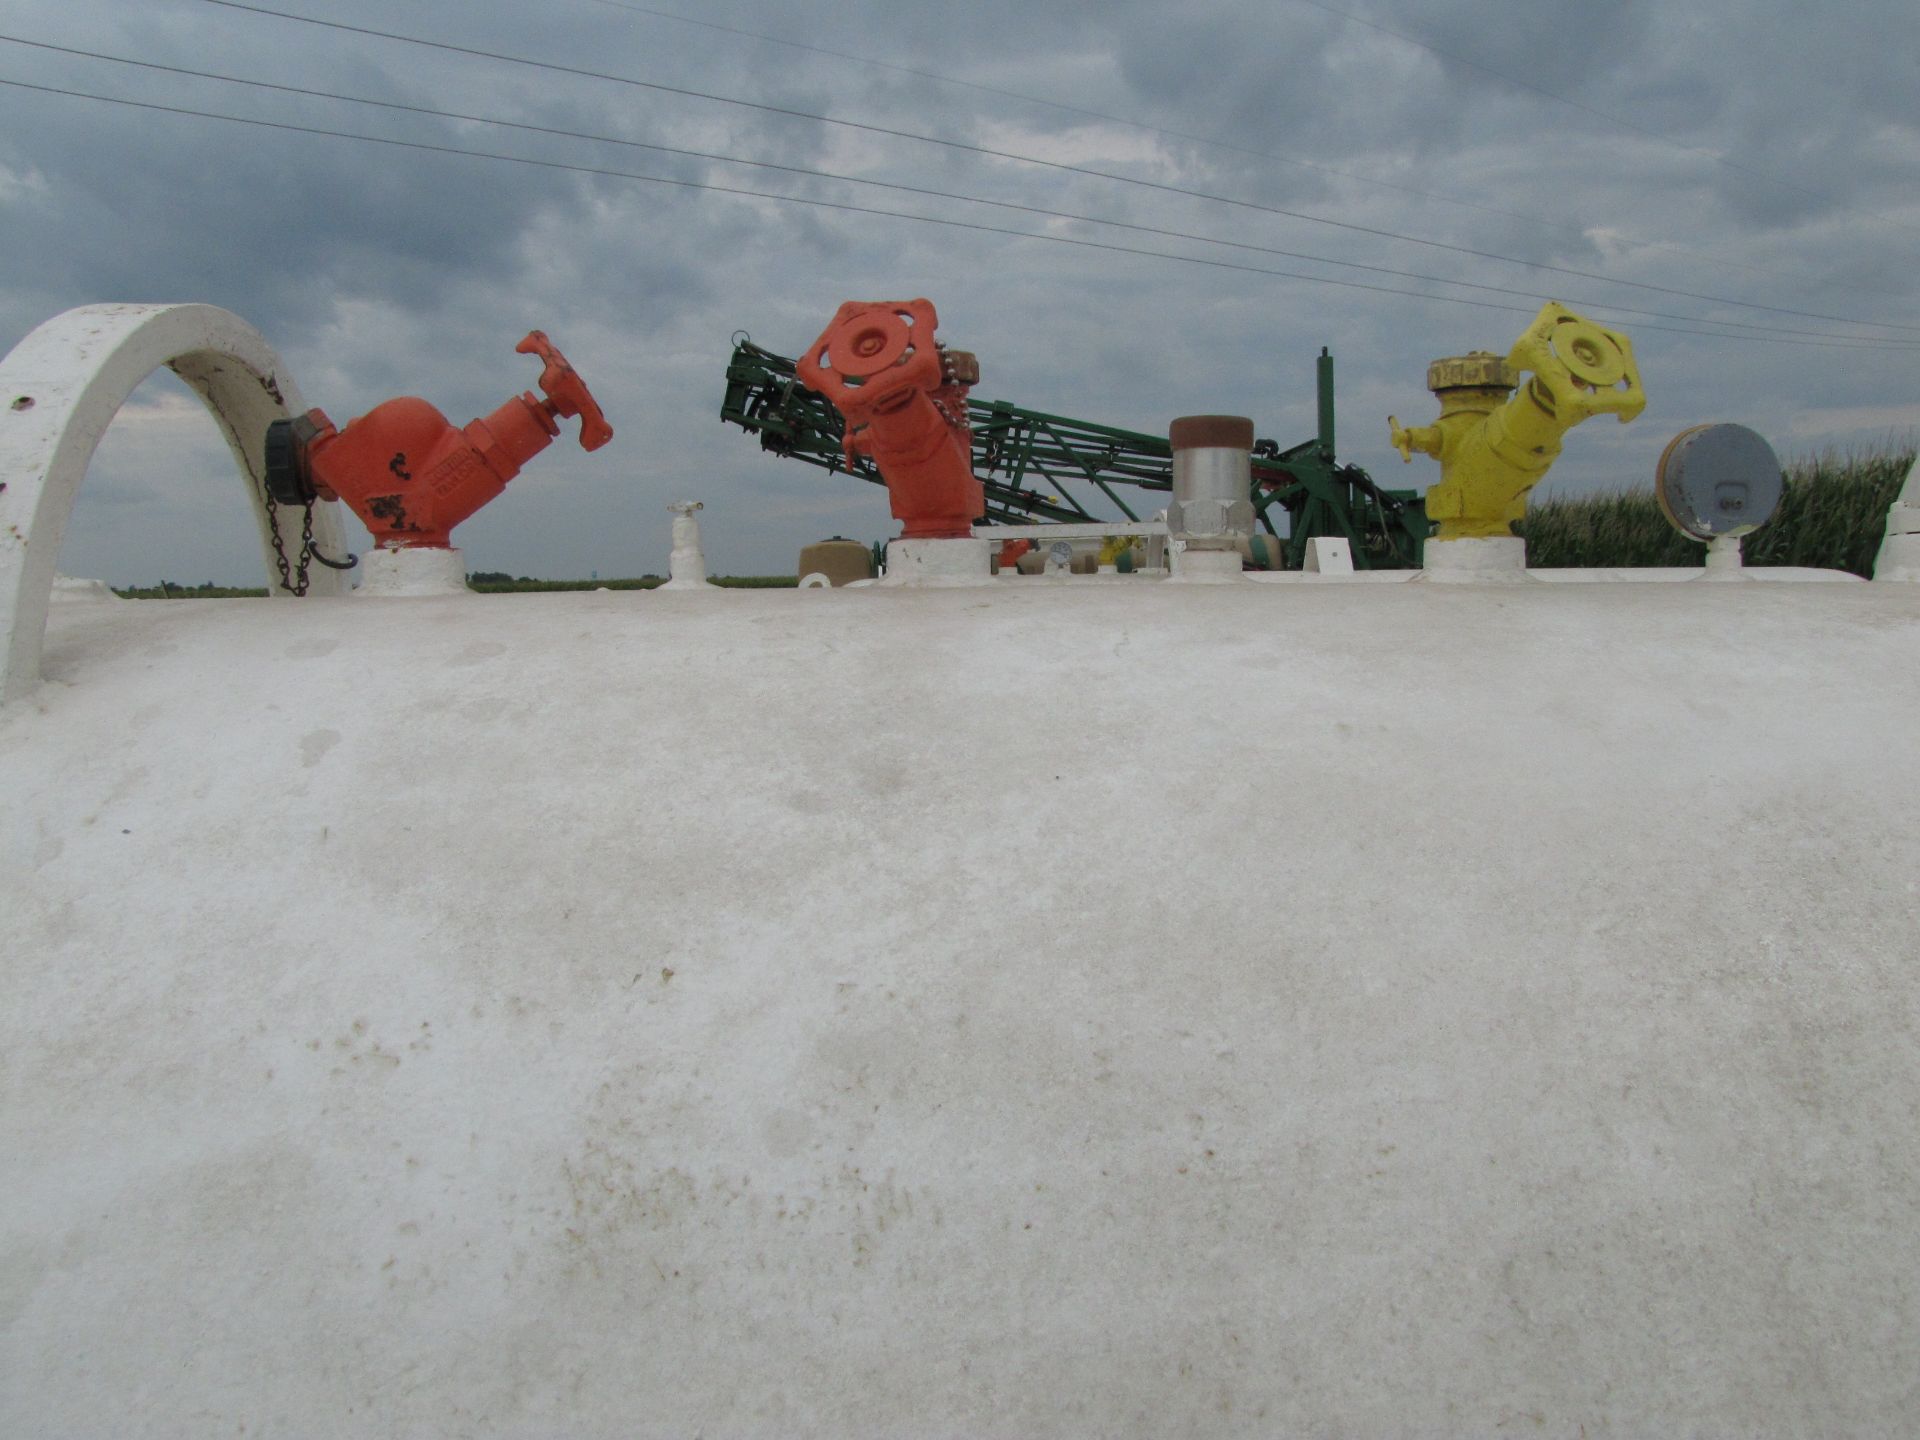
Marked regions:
[516,330,613,451]
[800,299,943,414]
[796,299,983,541]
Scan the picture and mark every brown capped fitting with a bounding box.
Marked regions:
[1169,414,1255,450]
[940,348,980,386]
[1426,352,1516,395]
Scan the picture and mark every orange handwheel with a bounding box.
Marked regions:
[797,299,982,540]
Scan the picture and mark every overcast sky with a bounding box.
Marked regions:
[2,0,1915,582]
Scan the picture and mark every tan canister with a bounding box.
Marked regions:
[796,538,875,586]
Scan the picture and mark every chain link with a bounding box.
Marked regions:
[261,485,314,597]
[262,474,356,593]
[299,500,318,587]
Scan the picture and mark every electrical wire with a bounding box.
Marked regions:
[193,0,1920,337]
[573,0,1907,304]
[4,73,1913,355]
[1283,0,1920,240]
[7,34,1912,349]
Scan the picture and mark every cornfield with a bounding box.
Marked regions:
[1517,444,1913,575]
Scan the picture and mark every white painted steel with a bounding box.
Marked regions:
[1250,565,1856,585]
[881,535,992,584]
[0,304,350,703]
[358,545,470,596]
[5,578,1920,1436]
[48,574,122,605]
[1422,533,1531,582]
[1874,453,1920,581]
[1698,532,1747,579]
[1166,543,1244,581]
[1246,567,1418,584]
[1530,566,1859,584]
[977,520,1166,542]
[1304,535,1354,573]
[663,500,714,589]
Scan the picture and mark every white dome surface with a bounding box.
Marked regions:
[4,578,1919,1435]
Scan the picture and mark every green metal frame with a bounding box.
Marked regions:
[720,336,1428,568]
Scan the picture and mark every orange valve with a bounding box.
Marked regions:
[796,299,983,540]
[265,329,612,549]
[997,537,1034,571]
[515,330,613,451]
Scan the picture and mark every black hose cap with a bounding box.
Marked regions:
[263,414,318,505]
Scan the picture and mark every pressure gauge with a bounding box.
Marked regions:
[1655,423,1783,541]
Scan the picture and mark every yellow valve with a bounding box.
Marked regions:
[1388,302,1646,540]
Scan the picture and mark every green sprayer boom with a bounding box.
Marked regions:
[720,336,1428,568]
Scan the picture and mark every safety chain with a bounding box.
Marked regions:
[262,482,310,596]
[261,482,357,596]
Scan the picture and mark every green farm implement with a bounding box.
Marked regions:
[720,336,1428,569]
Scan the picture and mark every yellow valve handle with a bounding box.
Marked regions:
[1508,302,1646,424]
[1387,416,1441,462]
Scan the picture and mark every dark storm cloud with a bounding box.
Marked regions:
[0,60,583,337]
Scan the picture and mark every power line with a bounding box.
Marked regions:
[192,0,1920,338]
[574,0,1904,304]
[9,35,1912,350]
[578,0,1597,237]
[6,74,1912,354]
[1283,0,1920,239]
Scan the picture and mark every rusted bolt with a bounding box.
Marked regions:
[10,395,33,411]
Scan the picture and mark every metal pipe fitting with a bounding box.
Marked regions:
[1168,415,1255,550]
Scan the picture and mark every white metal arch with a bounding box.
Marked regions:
[1874,452,1920,582]
[0,303,351,703]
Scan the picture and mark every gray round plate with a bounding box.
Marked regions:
[1655,423,1783,540]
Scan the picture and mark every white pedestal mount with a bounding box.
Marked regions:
[1422,535,1531,583]
[357,546,470,596]
[663,500,716,589]
[880,537,993,586]
[1874,455,1920,582]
